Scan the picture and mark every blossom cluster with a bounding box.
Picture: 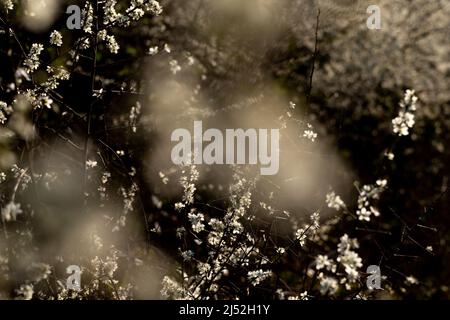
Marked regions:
[392,89,418,136]
[356,179,387,221]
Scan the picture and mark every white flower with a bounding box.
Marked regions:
[103,0,120,25]
[326,191,345,211]
[180,250,194,261]
[82,3,94,33]
[392,89,418,136]
[376,179,388,187]
[159,171,169,184]
[337,234,359,254]
[0,111,7,123]
[188,211,205,233]
[161,276,189,300]
[106,35,120,54]
[406,276,418,285]
[310,211,320,230]
[356,180,387,221]
[130,8,145,20]
[319,276,338,295]
[2,0,14,12]
[303,129,317,142]
[385,152,395,160]
[337,250,362,271]
[148,46,159,55]
[79,38,91,50]
[1,201,23,222]
[145,0,163,16]
[49,30,63,47]
[174,202,185,211]
[0,101,12,124]
[98,30,107,41]
[295,228,307,246]
[86,160,98,169]
[300,291,309,300]
[247,269,272,286]
[169,59,181,74]
[179,166,199,205]
[24,43,44,72]
[101,172,111,184]
[163,43,171,53]
[40,94,53,109]
[336,234,363,285]
[315,255,336,273]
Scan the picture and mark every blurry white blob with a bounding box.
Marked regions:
[22,0,60,32]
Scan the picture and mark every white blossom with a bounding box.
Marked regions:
[148,46,159,55]
[315,255,336,273]
[106,35,120,54]
[392,89,418,136]
[49,30,62,47]
[24,43,44,72]
[86,160,98,169]
[2,0,14,12]
[247,269,272,286]
[188,210,205,233]
[318,275,338,295]
[169,59,181,74]
[303,129,317,142]
[326,191,345,211]
[356,180,387,221]
[1,201,23,222]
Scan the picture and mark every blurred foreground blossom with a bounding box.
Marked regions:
[1,201,23,222]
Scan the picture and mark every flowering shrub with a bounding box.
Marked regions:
[0,0,448,300]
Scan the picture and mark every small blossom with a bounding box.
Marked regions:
[86,160,98,169]
[188,210,205,233]
[169,59,181,74]
[180,250,194,261]
[300,291,309,300]
[406,276,418,285]
[24,43,44,72]
[295,228,307,246]
[106,35,120,54]
[2,0,14,11]
[148,46,159,55]
[326,191,345,211]
[175,202,185,211]
[163,43,171,53]
[392,89,418,136]
[303,129,317,142]
[316,255,336,273]
[1,201,23,222]
[247,269,272,286]
[356,180,387,221]
[319,275,338,295]
[49,30,63,47]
